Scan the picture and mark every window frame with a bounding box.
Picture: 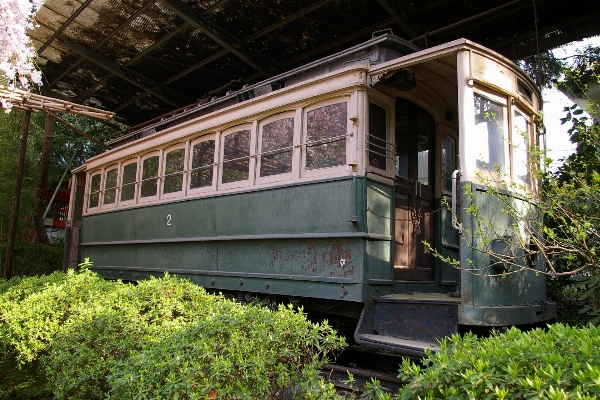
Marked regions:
[86,170,103,212]
[118,157,139,207]
[219,124,254,190]
[441,134,457,195]
[301,97,351,178]
[161,143,187,200]
[366,99,392,175]
[472,86,509,176]
[256,111,296,184]
[102,164,119,209]
[510,106,533,189]
[188,134,218,195]
[138,151,162,204]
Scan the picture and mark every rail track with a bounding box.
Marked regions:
[321,347,411,396]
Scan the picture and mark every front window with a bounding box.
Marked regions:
[513,111,530,185]
[368,103,387,170]
[305,102,347,170]
[442,136,455,193]
[474,94,506,173]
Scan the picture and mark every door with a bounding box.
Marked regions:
[394,98,435,281]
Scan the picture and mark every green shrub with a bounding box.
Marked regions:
[106,303,344,400]
[396,324,600,400]
[31,273,346,400]
[1,269,115,364]
[0,271,67,360]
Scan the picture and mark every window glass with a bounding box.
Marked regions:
[163,148,185,194]
[260,117,293,177]
[513,111,530,184]
[140,155,159,197]
[190,140,215,189]
[103,168,118,205]
[368,103,387,170]
[120,162,137,202]
[417,114,430,185]
[442,137,455,192]
[306,102,347,170]
[89,174,101,208]
[222,130,251,183]
[474,94,505,173]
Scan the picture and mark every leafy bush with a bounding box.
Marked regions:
[396,324,600,400]
[0,268,346,399]
[0,271,67,359]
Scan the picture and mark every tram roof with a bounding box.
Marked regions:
[30,0,599,128]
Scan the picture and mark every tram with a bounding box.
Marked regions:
[64,33,555,356]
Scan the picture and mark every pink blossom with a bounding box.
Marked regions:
[0,0,45,110]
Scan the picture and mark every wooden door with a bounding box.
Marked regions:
[393,98,435,281]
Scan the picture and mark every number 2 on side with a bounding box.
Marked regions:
[167,214,172,226]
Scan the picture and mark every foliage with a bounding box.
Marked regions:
[395,324,600,400]
[0,267,346,399]
[0,0,44,102]
[556,45,600,103]
[517,51,566,89]
[0,109,110,272]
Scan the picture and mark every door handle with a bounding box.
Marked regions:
[451,169,461,231]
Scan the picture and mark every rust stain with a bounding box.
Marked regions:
[327,239,354,277]
[300,239,318,273]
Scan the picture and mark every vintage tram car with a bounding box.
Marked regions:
[64,33,555,356]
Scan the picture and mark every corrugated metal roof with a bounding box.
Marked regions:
[29,0,600,125]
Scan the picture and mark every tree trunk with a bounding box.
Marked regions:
[4,111,32,280]
[33,114,55,245]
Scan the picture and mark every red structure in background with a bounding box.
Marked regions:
[45,190,70,228]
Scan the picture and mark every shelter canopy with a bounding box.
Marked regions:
[29,0,600,125]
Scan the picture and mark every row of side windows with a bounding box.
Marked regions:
[87,99,350,211]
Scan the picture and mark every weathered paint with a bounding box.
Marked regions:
[457,181,554,324]
[83,177,397,302]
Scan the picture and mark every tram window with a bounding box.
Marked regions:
[259,117,294,177]
[368,103,387,170]
[417,114,430,185]
[305,102,347,170]
[190,140,215,189]
[513,111,530,185]
[103,167,118,205]
[140,155,159,198]
[163,148,185,194]
[88,173,101,209]
[222,130,251,183]
[442,137,455,193]
[120,161,137,202]
[474,94,506,173]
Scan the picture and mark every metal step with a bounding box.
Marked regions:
[354,293,460,357]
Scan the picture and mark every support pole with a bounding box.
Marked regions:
[33,113,55,245]
[3,111,32,280]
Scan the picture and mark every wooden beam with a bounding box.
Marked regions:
[160,0,274,77]
[373,0,421,39]
[46,113,110,149]
[60,37,186,108]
